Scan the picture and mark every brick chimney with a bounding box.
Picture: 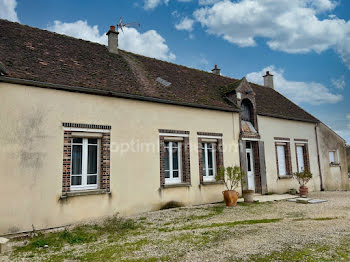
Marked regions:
[211,65,221,75]
[106,25,119,54]
[263,71,274,89]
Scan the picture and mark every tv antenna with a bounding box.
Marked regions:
[117,17,140,33]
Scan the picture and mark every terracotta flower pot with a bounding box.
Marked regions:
[222,190,239,207]
[242,190,255,203]
[299,186,308,197]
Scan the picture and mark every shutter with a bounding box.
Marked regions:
[258,141,268,194]
[239,140,248,191]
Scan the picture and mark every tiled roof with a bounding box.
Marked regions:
[0,19,318,123]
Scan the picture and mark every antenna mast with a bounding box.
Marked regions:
[116,17,140,33]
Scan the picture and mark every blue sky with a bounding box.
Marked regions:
[1,0,350,143]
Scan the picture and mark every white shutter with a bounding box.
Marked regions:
[277,145,286,176]
[297,146,305,172]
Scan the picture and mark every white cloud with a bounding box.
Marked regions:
[246,65,343,105]
[193,0,350,69]
[143,0,191,9]
[48,20,107,44]
[0,0,19,22]
[346,114,350,120]
[144,0,169,10]
[198,0,221,5]
[331,75,346,89]
[47,20,175,61]
[175,17,195,32]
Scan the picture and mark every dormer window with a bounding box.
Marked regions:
[240,99,258,135]
[241,100,253,123]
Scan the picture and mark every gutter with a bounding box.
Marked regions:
[0,76,239,113]
[315,123,324,191]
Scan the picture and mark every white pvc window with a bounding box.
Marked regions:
[164,141,182,184]
[277,145,287,176]
[296,145,305,172]
[71,138,99,190]
[202,143,216,181]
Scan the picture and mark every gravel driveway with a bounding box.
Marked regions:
[2,191,350,261]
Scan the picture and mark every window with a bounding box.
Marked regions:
[329,150,338,165]
[275,141,292,177]
[197,132,224,184]
[71,138,99,190]
[62,123,111,194]
[295,143,310,172]
[164,141,182,184]
[159,130,191,187]
[202,143,216,181]
[277,145,287,175]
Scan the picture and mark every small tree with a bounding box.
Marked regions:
[293,170,313,187]
[216,165,244,191]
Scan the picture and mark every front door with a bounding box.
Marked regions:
[246,142,255,191]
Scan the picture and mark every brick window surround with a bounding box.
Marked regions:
[294,140,310,172]
[62,123,111,193]
[197,132,224,184]
[274,137,292,178]
[159,129,190,186]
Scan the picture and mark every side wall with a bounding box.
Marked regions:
[0,83,241,235]
[317,123,350,191]
[258,116,321,194]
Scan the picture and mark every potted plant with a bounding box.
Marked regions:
[216,165,244,207]
[293,170,313,197]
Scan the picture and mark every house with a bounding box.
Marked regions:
[0,19,348,235]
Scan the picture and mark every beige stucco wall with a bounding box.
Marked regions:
[258,115,321,194]
[316,123,350,191]
[0,83,241,235]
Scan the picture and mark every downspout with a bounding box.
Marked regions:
[315,123,324,191]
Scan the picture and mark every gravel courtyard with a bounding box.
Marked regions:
[2,191,350,261]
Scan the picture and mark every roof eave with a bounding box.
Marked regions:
[0,76,239,113]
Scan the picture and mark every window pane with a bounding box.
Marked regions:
[207,143,212,149]
[165,141,169,148]
[72,145,82,175]
[246,142,251,149]
[87,175,97,185]
[297,146,304,172]
[173,171,179,178]
[73,138,82,144]
[329,151,335,163]
[277,145,286,175]
[208,148,213,169]
[88,145,98,174]
[165,170,170,178]
[247,152,251,172]
[202,148,206,173]
[165,147,170,171]
[88,138,97,144]
[208,169,214,176]
[71,176,82,185]
[172,145,179,170]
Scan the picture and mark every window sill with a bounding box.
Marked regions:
[330,163,340,167]
[161,183,191,189]
[200,181,224,186]
[278,175,293,180]
[60,189,111,199]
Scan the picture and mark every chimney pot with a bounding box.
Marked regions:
[106,25,119,54]
[263,71,274,89]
